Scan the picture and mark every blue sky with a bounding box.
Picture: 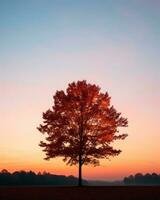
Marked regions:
[1,0,160,85]
[0,0,160,179]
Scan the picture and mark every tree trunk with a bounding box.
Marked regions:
[78,154,82,186]
[78,104,83,187]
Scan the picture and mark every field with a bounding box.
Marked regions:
[0,186,160,200]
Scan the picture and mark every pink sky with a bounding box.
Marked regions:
[1,0,160,180]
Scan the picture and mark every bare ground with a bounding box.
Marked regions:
[0,186,160,200]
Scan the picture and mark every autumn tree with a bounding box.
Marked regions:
[37,80,128,186]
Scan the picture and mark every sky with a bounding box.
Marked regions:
[0,0,160,180]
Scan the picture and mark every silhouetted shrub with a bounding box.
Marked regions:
[0,169,88,186]
[124,173,160,185]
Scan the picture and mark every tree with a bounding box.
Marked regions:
[37,80,128,186]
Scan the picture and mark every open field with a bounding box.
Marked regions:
[0,186,160,200]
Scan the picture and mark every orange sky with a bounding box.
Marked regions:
[1,0,160,180]
[1,81,160,180]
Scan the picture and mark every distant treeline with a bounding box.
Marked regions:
[0,169,87,186]
[1,170,160,186]
[124,173,160,185]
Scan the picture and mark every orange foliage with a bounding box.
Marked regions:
[38,80,128,167]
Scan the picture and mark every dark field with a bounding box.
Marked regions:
[0,186,160,200]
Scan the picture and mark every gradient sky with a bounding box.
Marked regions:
[0,0,160,180]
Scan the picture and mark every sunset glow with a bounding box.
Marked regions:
[1,0,160,181]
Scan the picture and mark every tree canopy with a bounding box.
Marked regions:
[38,80,128,186]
